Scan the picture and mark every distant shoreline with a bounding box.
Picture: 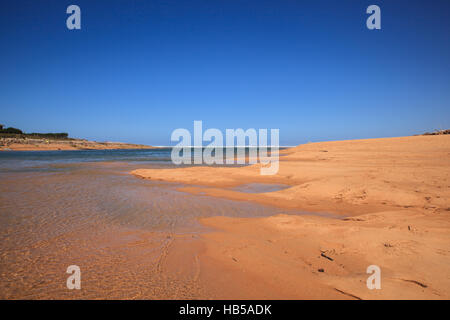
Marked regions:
[0,136,154,151]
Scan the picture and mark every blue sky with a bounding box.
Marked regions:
[1,0,449,145]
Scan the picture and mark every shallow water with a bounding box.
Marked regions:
[0,149,303,299]
[232,183,291,193]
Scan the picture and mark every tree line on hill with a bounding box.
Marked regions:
[0,124,69,139]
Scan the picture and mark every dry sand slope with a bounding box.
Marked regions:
[132,135,450,299]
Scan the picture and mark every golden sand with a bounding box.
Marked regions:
[132,135,450,299]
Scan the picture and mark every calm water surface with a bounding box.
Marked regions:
[0,148,299,299]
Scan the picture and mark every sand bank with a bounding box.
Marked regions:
[132,135,450,216]
[132,135,450,299]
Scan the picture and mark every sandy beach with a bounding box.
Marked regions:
[1,135,448,300]
[132,135,450,299]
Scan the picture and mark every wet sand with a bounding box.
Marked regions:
[132,135,450,299]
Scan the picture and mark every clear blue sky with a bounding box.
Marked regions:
[1,0,449,145]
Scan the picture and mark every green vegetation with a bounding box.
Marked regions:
[0,123,70,139]
[27,133,69,139]
[0,127,23,134]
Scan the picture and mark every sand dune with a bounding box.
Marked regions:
[132,135,450,299]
